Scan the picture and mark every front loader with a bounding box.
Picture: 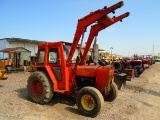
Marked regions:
[27,1,129,117]
[80,12,130,90]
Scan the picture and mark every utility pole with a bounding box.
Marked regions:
[110,47,113,60]
[153,44,154,56]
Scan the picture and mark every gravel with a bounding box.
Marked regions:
[0,63,160,120]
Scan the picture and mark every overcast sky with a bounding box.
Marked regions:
[0,0,160,56]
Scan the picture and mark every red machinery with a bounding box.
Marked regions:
[82,12,131,90]
[124,55,144,77]
[141,55,155,66]
[27,1,129,117]
[81,12,130,64]
[146,55,155,64]
[111,60,134,89]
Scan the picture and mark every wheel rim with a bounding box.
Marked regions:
[31,80,43,96]
[81,94,95,111]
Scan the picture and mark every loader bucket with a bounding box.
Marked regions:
[114,73,127,90]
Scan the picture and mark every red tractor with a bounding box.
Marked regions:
[140,55,155,66]
[110,60,134,89]
[124,55,144,77]
[27,1,129,117]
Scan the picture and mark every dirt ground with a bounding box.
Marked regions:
[0,62,160,120]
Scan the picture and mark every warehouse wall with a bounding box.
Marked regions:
[5,40,38,56]
[0,40,7,50]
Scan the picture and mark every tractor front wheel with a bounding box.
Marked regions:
[76,87,104,117]
[27,71,53,104]
[104,82,118,102]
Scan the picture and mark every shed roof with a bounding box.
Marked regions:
[0,47,31,53]
[0,38,45,43]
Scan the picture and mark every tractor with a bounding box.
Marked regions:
[140,55,155,67]
[27,1,129,117]
[110,60,134,89]
[124,55,144,77]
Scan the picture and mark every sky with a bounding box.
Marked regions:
[0,0,160,57]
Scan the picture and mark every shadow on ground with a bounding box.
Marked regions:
[15,88,76,106]
[15,88,30,101]
[49,93,76,106]
[65,107,81,116]
[15,88,80,115]
[126,84,160,97]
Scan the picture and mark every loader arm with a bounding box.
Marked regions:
[80,12,130,65]
[67,1,124,64]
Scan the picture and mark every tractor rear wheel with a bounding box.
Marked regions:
[104,82,118,102]
[27,71,53,104]
[76,87,104,117]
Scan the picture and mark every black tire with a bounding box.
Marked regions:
[134,66,140,77]
[76,87,104,117]
[111,62,123,72]
[134,67,137,77]
[104,82,118,102]
[27,71,53,104]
